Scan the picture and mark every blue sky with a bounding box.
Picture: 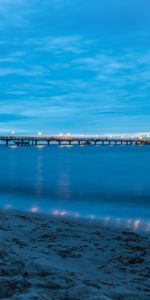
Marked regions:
[0,0,150,134]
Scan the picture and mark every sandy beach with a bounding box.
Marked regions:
[0,209,150,300]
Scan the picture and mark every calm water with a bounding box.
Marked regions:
[0,145,150,230]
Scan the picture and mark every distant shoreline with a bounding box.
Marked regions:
[1,209,150,299]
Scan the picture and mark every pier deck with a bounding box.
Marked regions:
[0,136,150,146]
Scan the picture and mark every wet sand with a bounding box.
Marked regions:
[0,209,150,300]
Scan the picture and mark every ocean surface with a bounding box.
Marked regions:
[0,145,150,230]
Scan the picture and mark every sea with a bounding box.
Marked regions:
[0,144,150,231]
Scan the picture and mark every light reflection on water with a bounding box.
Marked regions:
[3,204,150,232]
[0,145,150,231]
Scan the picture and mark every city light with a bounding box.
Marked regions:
[11,131,15,135]
[38,132,42,136]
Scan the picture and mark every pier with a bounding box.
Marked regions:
[0,135,150,146]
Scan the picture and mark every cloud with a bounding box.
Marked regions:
[0,0,26,10]
[0,66,46,77]
[0,51,26,63]
[72,51,150,91]
[0,58,17,63]
[0,0,29,27]
[24,35,92,55]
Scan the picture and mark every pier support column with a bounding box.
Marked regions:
[47,140,50,146]
[6,140,9,147]
[35,140,37,146]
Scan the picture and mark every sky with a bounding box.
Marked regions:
[0,0,150,134]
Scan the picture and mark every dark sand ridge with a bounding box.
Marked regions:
[0,209,150,300]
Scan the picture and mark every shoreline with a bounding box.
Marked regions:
[0,209,150,299]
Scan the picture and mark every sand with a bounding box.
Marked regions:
[0,209,150,300]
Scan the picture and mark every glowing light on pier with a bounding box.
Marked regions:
[38,132,42,136]
[11,131,15,135]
